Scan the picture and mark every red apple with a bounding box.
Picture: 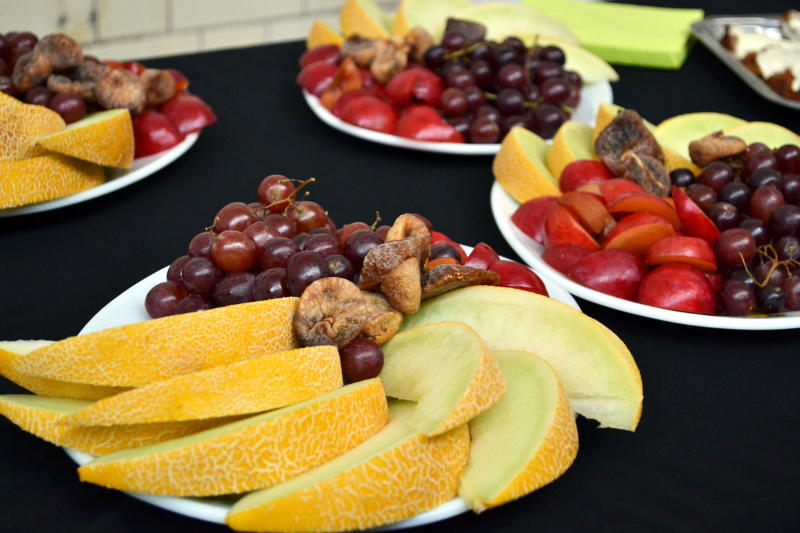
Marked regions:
[299,45,340,69]
[296,60,337,96]
[431,231,467,263]
[464,242,500,269]
[132,110,184,158]
[671,186,721,243]
[489,259,548,296]
[543,204,600,251]
[637,263,716,314]
[643,236,717,272]
[606,191,681,230]
[567,249,647,300]
[578,178,645,204]
[557,191,615,236]
[559,160,614,192]
[602,212,676,254]
[384,67,443,106]
[159,93,217,135]
[338,95,397,134]
[396,105,463,142]
[541,245,592,274]
[511,196,558,244]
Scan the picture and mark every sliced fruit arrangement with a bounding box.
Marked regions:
[498,104,800,317]
[0,30,216,209]
[1,175,642,530]
[297,0,618,144]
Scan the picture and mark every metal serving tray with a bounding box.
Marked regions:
[691,14,800,110]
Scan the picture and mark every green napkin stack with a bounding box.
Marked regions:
[523,0,704,69]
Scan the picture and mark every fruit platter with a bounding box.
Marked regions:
[0,176,643,531]
[296,0,616,154]
[0,30,216,215]
[491,101,800,329]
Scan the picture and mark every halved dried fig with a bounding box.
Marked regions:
[11,51,53,92]
[140,68,176,106]
[421,264,500,299]
[359,233,431,289]
[404,26,433,63]
[35,33,82,71]
[380,257,422,314]
[620,150,671,197]
[688,131,746,167]
[293,277,366,348]
[360,291,403,345]
[386,213,431,241]
[96,68,146,114]
[595,109,663,176]
[47,74,95,101]
[341,36,384,67]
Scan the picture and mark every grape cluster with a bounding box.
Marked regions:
[671,143,800,315]
[144,175,391,319]
[423,34,581,142]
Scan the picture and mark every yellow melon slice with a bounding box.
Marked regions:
[227,401,469,532]
[493,126,561,203]
[15,297,299,387]
[339,0,389,39]
[392,0,472,39]
[0,395,232,455]
[0,154,105,209]
[723,121,800,149]
[459,350,578,511]
[379,321,505,436]
[64,346,343,426]
[452,2,578,43]
[78,378,388,497]
[547,120,596,180]
[36,109,134,169]
[0,340,127,400]
[0,99,66,160]
[307,19,344,49]
[655,112,746,159]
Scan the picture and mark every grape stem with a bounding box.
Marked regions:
[370,211,382,230]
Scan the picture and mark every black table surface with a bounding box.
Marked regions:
[2,1,799,532]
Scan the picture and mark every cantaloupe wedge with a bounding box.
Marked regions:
[547,120,596,180]
[15,297,299,387]
[339,0,389,39]
[0,99,66,160]
[78,378,388,496]
[391,0,472,39]
[723,121,800,149]
[493,126,561,203]
[306,19,344,49]
[402,286,643,431]
[379,321,504,437]
[0,154,105,209]
[64,346,343,426]
[227,401,469,532]
[459,350,578,511]
[0,395,231,455]
[0,340,127,400]
[36,109,134,169]
[452,2,578,43]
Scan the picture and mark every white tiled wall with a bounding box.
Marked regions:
[0,0,399,61]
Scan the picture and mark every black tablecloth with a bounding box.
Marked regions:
[2,2,799,532]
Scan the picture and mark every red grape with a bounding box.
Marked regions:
[24,86,52,106]
[167,255,190,283]
[782,174,800,204]
[48,93,86,124]
[145,281,187,318]
[212,272,255,306]
[738,217,771,247]
[257,174,296,213]
[757,284,785,313]
[540,77,570,105]
[253,268,289,300]
[442,32,467,51]
[440,87,468,116]
[700,161,734,192]
[189,231,214,258]
[776,144,800,174]
[445,68,476,89]
[749,185,784,222]
[707,202,739,231]
[496,88,524,115]
[430,243,461,261]
[529,103,565,139]
[747,168,782,190]
[533,61,563,84]
[286,251,328,296]
[497,63,525,90]
[718,181,751,211]
[463,86,485,110]
[470,60,493,89]
[744,150,777,177]
[719,279,754,316]
[686,183,717,211]
[210,230,257,272]
[259,237,300,270]
[175,294,212,314]
[325,255,354,280]
[243,220,281,250]
[770,204,800,238]
[714,228,756,269]
[339,338,384,382]
[538,45,565,65]
[286,200,327,233]
[182,257,222,296]
[304,233,340,257]
[468,117,500,144]
[343,229,384,271]
[262,213,297,238]
[783,276,800,310]
[213,202,257,233]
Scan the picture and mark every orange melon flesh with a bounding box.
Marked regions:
[16,297,299,387]
[339,0,389,38]
[0,340,127,400]
[0,154,105,209]
[0,100,66,160]
[379,321,505,437]
[78,378,389,497]
[402,286,643,431]
[493,126,561,203]
[0,395,232,455]
[459,350,578,511]
[36,109,134,169]
[306,19,344,49]
[227,401,469,532]
[64,346,343,426]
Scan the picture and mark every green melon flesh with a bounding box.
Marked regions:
[452,3,578,44]
[655,112,746,159]
[37,109,129,139]
[394,0,472,39]
[518,35,618,84]
[402,286,643,431]
[459,350,565,507]
[380,321,485,436]
[0,394,89,413]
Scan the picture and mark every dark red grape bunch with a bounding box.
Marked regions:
[424,31,581,142]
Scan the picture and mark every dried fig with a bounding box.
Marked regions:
[140,68,176,106]
[11,50,53,92]
[96,68,146,114]
[421,264,500,299]
[293,277,366,348]
[620,151,671,197]
[688,131,747,167]
[370,40,408,84]
[404,26,433,63]
[360,291,403,344]
[386,213,431,241]
[76,60,111,83]
[34,33,82,71]
[47,74,95,101]
[341,36,384,67]
[359,233,431,289]
[595,109,663,176]
[380,257,422,314]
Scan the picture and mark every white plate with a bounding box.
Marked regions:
[0,132,199,217]
[303,80,612,155]
[66,247,580,529]
[490,181,800,330]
